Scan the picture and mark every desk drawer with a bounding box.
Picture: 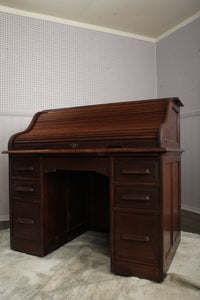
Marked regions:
[114,212,159,264]
[12,201,41,242]
[12,181,40,202]
[114,186,160,210]
[11,158,40,178]
[113,158,159,184]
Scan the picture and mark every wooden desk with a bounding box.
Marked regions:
[3,98,183,282]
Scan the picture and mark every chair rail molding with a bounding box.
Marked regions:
[181,109,200,119]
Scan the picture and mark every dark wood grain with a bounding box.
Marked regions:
[1,210,199,233]
[3,98,184,282]
[8,98,183,150]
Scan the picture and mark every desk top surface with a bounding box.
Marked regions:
[3,148,184,155]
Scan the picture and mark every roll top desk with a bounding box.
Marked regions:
[3,98,183,282]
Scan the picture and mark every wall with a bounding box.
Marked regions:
[156,18,200,213]
[0,11,157,220]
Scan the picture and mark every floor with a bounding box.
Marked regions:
[0,210,199,233]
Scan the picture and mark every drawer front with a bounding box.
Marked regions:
[114,186,160,210]
[114,212,159,263]
[12,201,41,242]
[12,181,40,202]
[11,158,40,178]
[114,158,159,184]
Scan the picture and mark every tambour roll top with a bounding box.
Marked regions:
[8,98,183,151]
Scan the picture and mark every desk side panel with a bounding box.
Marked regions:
[160,99,182,149]
[162,153,181,274]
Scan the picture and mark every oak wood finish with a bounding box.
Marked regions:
[3,98,183,282]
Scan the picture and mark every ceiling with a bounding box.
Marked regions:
[0,0,200,39]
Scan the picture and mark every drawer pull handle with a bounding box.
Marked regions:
[15,187,34,192]
[122,234,150,242]
[122,168,151,175]
[16,218,34,225]
[15,167,34,171]
[121,194,150,201]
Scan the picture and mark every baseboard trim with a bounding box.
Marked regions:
[181,205,200,215]
[0,215,9,221]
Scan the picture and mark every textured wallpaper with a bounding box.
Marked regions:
[156,17,200,113]
[0,11,156,113]
[156,17,200,213]
[0,11,157,219]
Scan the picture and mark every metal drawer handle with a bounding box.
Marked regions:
[15,166,35,171]
[122,234,150,242]
[121,194,150,201]
[16,218,34,225]
[15,186,34,192]
[122,168,151,175]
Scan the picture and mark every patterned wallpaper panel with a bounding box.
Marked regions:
[0,11,156,113]
[0,10,157,219]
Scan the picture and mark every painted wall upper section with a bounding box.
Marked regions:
[0,11,156,114]
[156,17,200,114]
[156,17,200,213]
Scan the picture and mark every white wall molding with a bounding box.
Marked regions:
[1,5,200,43]
[0,112,34,117]
[181,110,200,119]
[0,5,155,43]
[156,11,200,41]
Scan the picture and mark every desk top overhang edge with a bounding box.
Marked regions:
[2,148,184,155]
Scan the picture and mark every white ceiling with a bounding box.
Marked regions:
[0,0,200,39]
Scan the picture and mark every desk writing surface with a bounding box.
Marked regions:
[3,148,184,154]
[3,98,183,282]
